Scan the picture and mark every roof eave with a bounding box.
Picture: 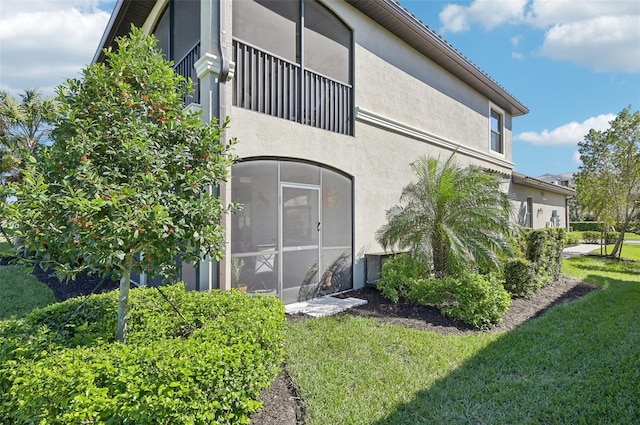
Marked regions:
[346,0,529,117]
[512,172,576,196]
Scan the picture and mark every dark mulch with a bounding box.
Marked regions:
[7,257,597,425]
[32,265,121,302]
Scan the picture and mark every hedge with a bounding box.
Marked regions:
[525,227,566,288]
[0,284,285,424]
[570,221,605,232]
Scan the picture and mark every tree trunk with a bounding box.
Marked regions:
[610,223,628,259]
[0,222,13,247]
[116,254,133,343]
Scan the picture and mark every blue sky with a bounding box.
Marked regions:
[1,0,638,177]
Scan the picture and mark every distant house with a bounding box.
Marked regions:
[537,172,575,188]
[511,172,575,229]
[95,0,573,303]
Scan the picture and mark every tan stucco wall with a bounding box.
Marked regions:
[219,0,522,289]
[510,183,569,229]
[324,0,513,162]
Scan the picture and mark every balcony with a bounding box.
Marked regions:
[233,38,353,136]
[173,41,200,107]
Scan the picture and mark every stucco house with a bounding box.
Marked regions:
[95,0,574,303]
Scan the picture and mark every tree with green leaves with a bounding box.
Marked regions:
[1,27,237,342]
[376,153,514,278]
[575,107,640,259]
[0,89,58,183]
[0,89,58,244]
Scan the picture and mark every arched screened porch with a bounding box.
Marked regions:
[230,159,353,304]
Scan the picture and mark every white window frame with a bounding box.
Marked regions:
[489,104,505,155]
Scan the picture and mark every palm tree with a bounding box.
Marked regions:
[0,89,58,183]
[0,89,57,244]
[376,153,514,277]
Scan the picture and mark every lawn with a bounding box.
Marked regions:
[2,245,638,424]
[0,265,55,319]
[286,246,640,424]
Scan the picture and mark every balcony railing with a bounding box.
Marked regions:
[233,38,352,136]
[174,41,200,107]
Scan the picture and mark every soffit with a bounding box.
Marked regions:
[93,0,157,63]
[346,0,529,117]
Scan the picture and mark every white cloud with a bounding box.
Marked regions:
[440,0,528,33]
[515,113,616,146]
[539,16,640,73]
[0,1,113,96]
[437,0,640,73]
[527,0,638,28]
[572,150,582,165]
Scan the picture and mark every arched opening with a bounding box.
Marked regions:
[231,159,353,303]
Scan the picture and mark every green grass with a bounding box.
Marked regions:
[0,265,56,319]
[2,241,638,423]
[286,256,640,424]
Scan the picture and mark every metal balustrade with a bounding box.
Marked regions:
[233,38,352,135]
[173,41,200,107]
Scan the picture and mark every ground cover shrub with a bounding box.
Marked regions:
[377,253,429,302]
[437,272,511,329]
[402,272,511,329]
[503,257,537,297]
[0,284,285,424]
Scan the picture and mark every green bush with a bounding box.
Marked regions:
[583,231,601,244]
[0,284,285,424]
[570,221,604,232]
[565,232,580,246]
[525,227,566,288]
[503,258,537,297]
[378,253,429,302]
[407,277,447,306]
[438,273,512,329]
[605,231,620,245]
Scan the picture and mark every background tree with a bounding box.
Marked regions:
[0,89,57,244]
[576,107,640,258]
[0,89,57,183]
[376,154,514,277]
[1,27,237,342]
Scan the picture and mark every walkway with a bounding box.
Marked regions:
[563,243,598,258]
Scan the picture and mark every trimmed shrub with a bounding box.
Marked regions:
[378,253,429,302]
[565,232,580,246]
[605,231,620,245]
[407,277,447,306]
[582,231,600,244]
[570,221,604,232]
[525,227,566,288]
[0,284,285,424]
[503,258,537,297]
[438,273,512,329]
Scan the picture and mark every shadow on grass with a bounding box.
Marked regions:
[373,275,640,424]
[566,256,639,275]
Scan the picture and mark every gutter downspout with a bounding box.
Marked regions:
[217,0,231,291]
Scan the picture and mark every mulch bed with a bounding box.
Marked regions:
[5,257,597,425]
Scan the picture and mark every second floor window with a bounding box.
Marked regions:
[490,109,503,153]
